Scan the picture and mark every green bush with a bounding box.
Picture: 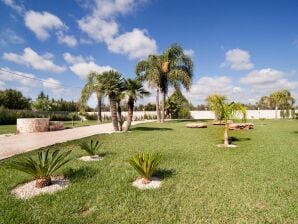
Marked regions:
[177,108,192,119]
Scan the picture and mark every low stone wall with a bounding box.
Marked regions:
[17,118,50,133]
[49,121,65,131]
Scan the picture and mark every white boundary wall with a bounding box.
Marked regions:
[89,110,297,120]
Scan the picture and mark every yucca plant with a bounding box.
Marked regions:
[128,152,161,184]
[7,149,72,188]
[79,140,101,156]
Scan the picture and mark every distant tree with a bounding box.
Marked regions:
[32,91,51,111]
[166,90,190,118]
[269,89,295,109]
[80,72,104,122]
[0,89,31,109]
[257,96,273,109]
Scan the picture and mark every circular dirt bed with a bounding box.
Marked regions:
[186,123,207,128]
[79,155,103,161]
[132,177,161,190]
[11,176,69,199]
[216,144,237,148]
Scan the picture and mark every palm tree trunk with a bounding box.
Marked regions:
[124,98,134,132]
[97,96,102,123]
[156,87,161,122]
[161,92,166,123]
[117,100,123,131]
[224,123,229,145]
[109,94,119,131]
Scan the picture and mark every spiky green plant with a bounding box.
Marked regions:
[79,140,101,156]
[7,149,72,188]
[128,152,161,184]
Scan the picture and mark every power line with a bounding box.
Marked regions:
[0,68,83,89]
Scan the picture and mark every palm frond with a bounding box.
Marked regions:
[79,140,101,156]
[128,152,161,180]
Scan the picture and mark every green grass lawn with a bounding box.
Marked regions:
[0,120,297,223]
[0,120,101,134]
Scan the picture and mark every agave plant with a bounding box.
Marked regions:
[128,152,161,184]
[79,140,101,156]
[7,149,72,188]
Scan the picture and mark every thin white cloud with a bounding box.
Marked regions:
[107,28,157,59]
[70,61,113,79]
[63,53,92,64]
[240,68,298,95]
[1,0,25,13]
[0,67,39,87]
[185,76,243,104]
[43,77,66,95]
[3,48,66,73]
[0,28,24,46]
[56,31,78,47]
[78,0,157,59]
[184,49,195,58]
[63,52,113,79]
[221,48,254,71]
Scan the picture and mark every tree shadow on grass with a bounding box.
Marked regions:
[292,131,298,134]
[154,168,176,180]
[64,166,97,182]
[130,127,173,131]
[229,136,251,144]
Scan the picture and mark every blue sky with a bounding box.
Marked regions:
[0,0,298,106]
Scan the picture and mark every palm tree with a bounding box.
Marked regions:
[207,94,247,147]
[123,79,150,132]
[80,72,104,122]
[159,44,193,122]
[207,94,228,120]
[101,70,124,131]
[269,89,295,109]
[136,55,162,122]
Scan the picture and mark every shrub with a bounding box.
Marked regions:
[128,152,161,184]
[79,140,101,156]
[7,149,72,188]
[177,108,192,119]
[85,113,98,121]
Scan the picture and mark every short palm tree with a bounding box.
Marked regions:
[80,72,104,122]
[136,55,162,122]
[207,94,247,147]
[101,70,124,131]
[128,152,161,184]
[123,79,150,132]
[79,140,101,156]
[7,149,72,188]
[207,94,228,121]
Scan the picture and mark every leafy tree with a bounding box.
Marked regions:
[123,79,150,132]
[207,94,247,147]
[166,90,190,119]
[0,89,31,109]
[159,44,193,122]
[269,89,295,109]
[206,94,227,120]
[101,70,124,131]
[32,91,51,111]
[80,72,104,122]
[136,55,162,122]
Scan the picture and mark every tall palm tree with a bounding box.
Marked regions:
[136,55,162,122]
[208,94,247,147]
[159,44,193,123]
[80,72,104,122]
[101,70,123,131]
[123,79,150,132]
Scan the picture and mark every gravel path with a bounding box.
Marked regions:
[0,120,154,160]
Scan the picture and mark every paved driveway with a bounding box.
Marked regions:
[0,120,153,160]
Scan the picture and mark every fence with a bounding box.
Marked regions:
[89,110,298,120]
